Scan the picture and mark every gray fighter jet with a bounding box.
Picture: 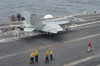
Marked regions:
[21,11,84,34]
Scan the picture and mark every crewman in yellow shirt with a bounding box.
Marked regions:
[45,51,49,63]
[35,50,39,62]
[30,51,34,64]
[50,49,53,60]
[11,26,15,30]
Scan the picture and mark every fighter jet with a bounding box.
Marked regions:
[20,11,84,34]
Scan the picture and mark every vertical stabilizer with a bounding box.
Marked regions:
[21,11,30,24]
[30,14,44,30]
[21,11,44,30]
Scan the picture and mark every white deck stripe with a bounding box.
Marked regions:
[97,64,100,66]
[63,54,100,66]
[76,21,100,27]
[70,21,100,28]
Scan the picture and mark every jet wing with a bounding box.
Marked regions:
[41,22,63,34]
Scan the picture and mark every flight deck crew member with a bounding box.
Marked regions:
[17,14,21,21]
[88,41,92,52]
[50,49,53,60]
[35,50,39,62]
[11,26,15,30]
[30,52,34,64]
[45,51,49,63]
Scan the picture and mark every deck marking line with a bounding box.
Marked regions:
[70,21,100,28]
[63,54,100,66]
[97,64,100,66]
[63,33,100,44]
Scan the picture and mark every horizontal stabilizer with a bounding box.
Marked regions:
[24,28,35,32]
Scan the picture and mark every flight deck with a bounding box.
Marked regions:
[0,13,100,66]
